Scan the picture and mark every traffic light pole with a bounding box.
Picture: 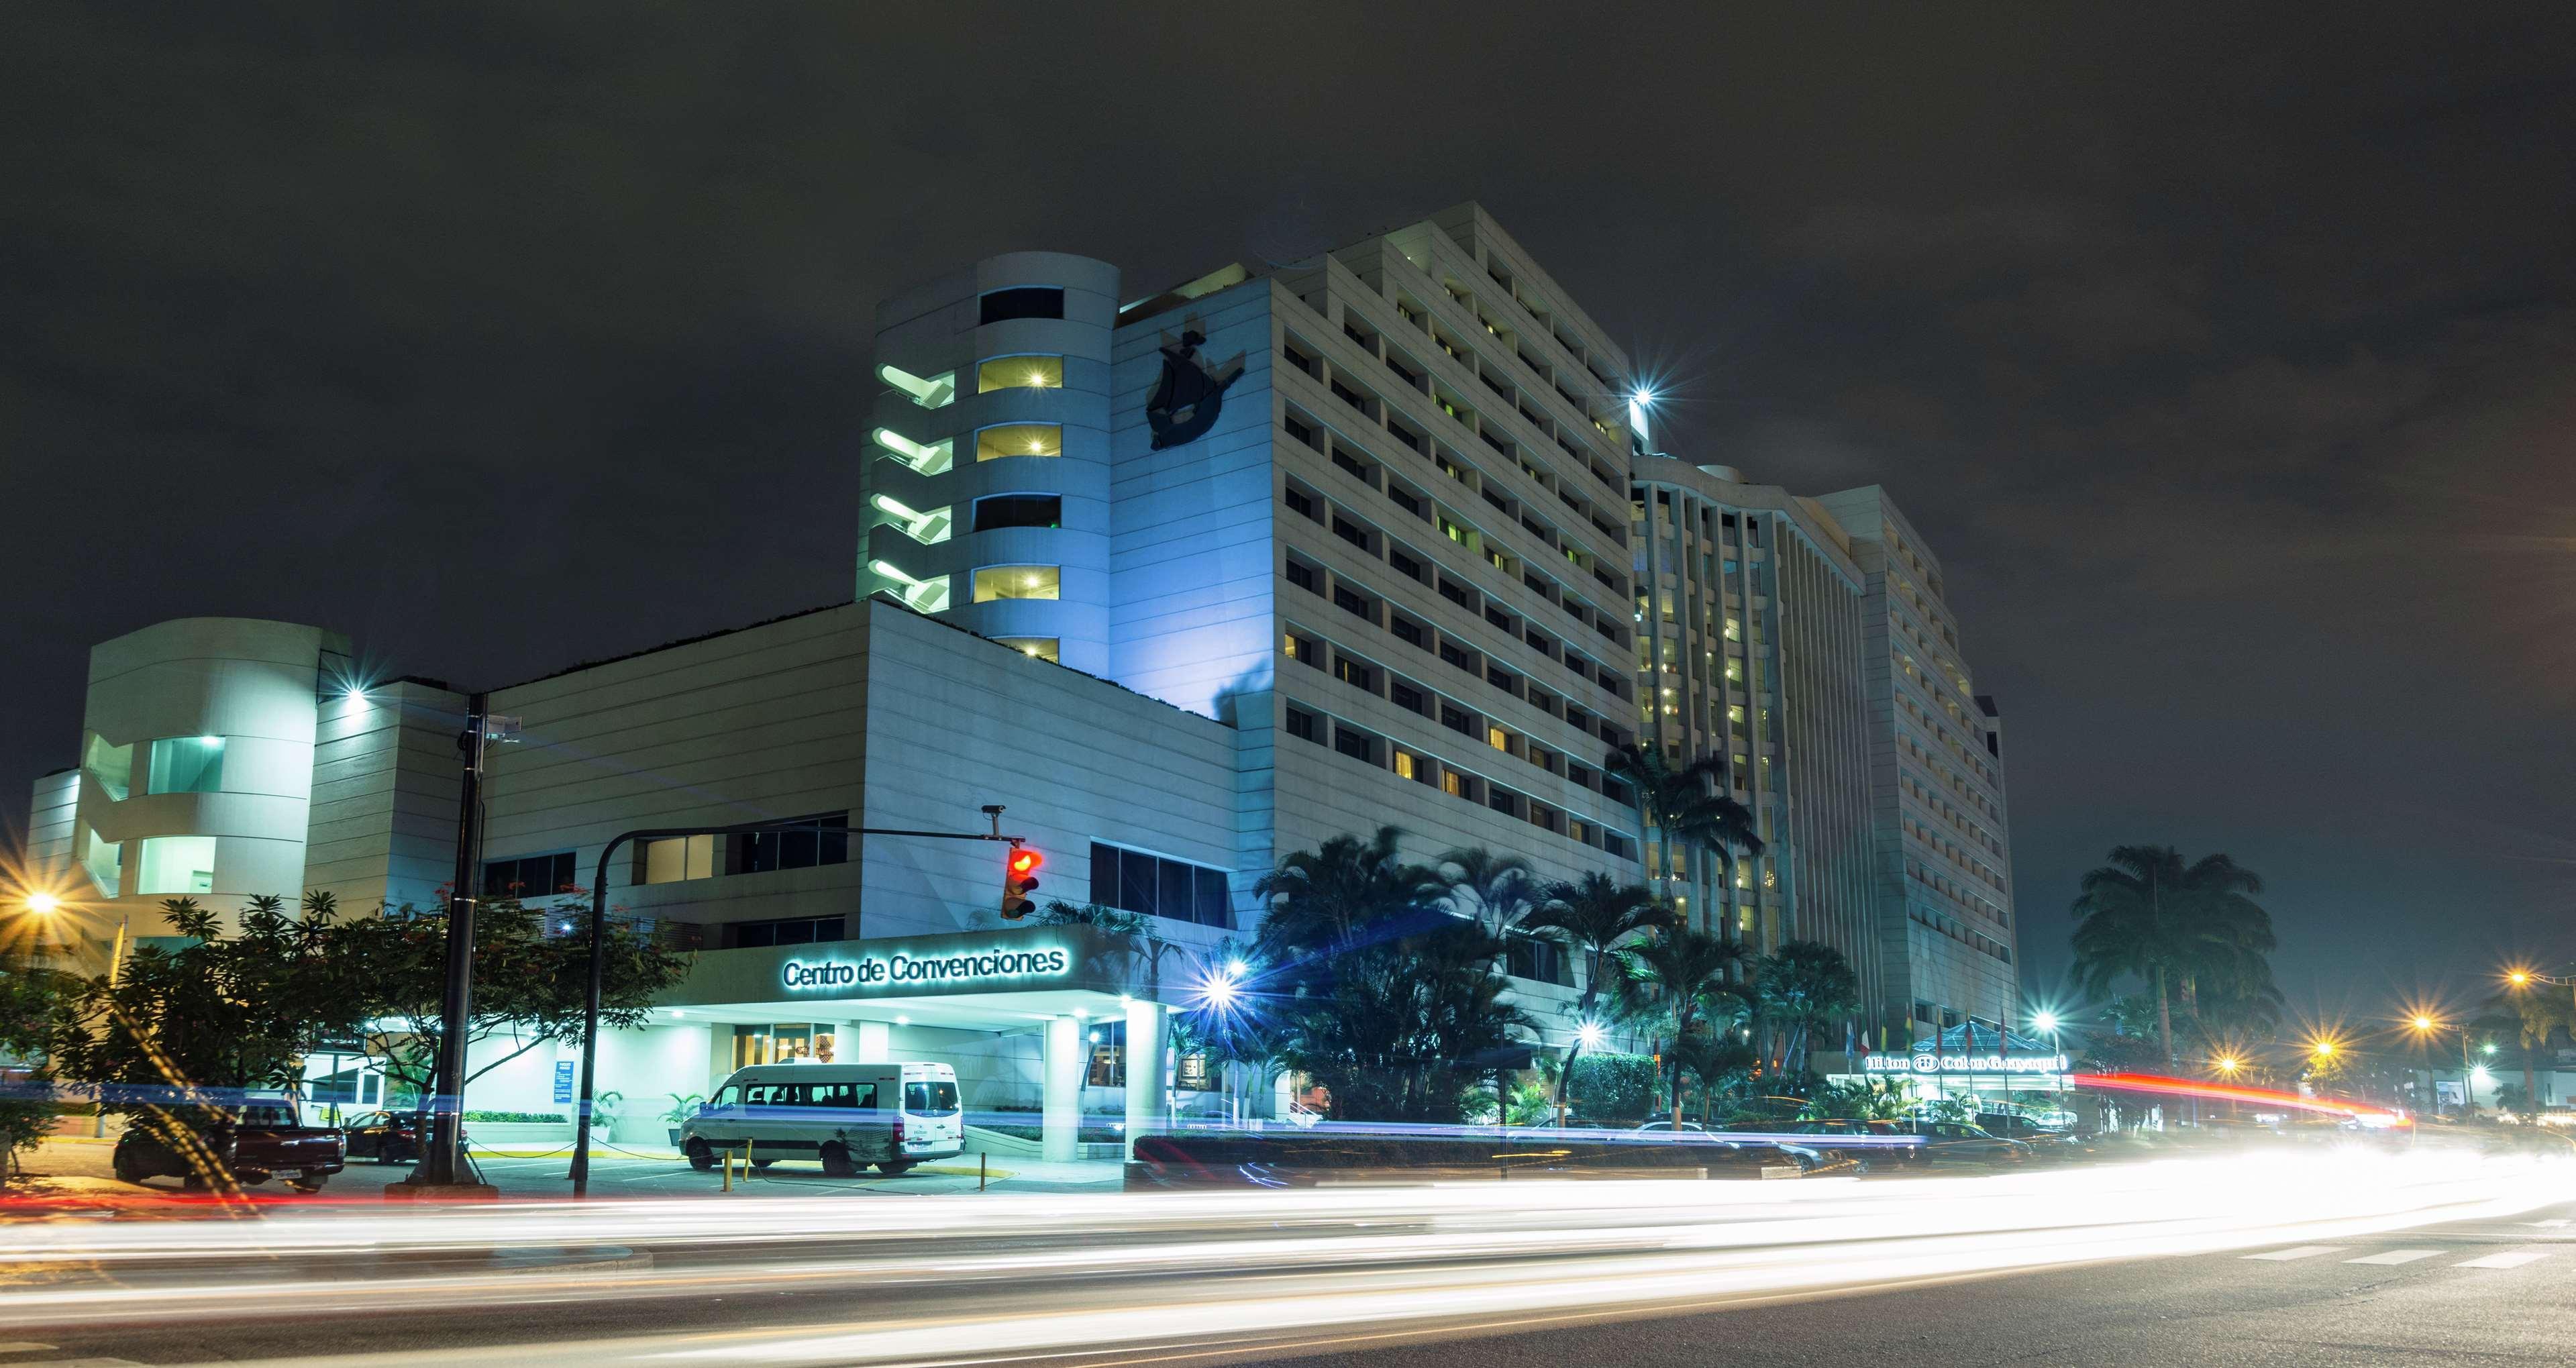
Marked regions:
[568,819,1025,1196]
[413,694,490,1192]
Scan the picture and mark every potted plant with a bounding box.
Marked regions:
[662,1093,704,1148]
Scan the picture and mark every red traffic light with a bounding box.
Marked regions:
[1000,846,1043,918]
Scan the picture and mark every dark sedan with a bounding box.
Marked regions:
[342,1110,428,1164]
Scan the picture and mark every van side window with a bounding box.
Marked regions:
[811,1082,876,1109]
[707,1086,737,1108]
[742,1084,784,1108]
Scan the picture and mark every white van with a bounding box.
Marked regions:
[682,1062,963,1177]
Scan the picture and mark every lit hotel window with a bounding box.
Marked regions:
[976,423,1062,460]
[978,356,1064,392]
[974,566,1060,603]
[996,637,1060,662]
[146,735,225,795]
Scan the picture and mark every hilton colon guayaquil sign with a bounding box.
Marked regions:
[1863,1051,2070,1075]
[780,947,1072,992]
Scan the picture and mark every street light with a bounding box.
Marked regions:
[24,892,60,918]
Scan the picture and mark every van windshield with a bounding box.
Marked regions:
[903,1081,960,1116]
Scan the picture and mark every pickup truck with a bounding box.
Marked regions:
[113,1096,348,1194]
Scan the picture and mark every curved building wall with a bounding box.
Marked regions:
[66,617,342,932]
[864,252,1119,674]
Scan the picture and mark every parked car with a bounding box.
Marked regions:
[1974,1112,2067,1142]
[113,1096,347,1193]
[342,1110,430,1164]
[1633,1120,1708,1133]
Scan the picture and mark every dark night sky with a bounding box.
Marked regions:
[6,5,2573,1029]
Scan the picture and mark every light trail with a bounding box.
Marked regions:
[1,1145,2569,1366]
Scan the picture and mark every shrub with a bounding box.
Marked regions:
[1565,1051,1656,1124]
[461,1110,568,1124]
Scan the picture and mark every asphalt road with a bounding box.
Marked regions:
[1245,1198,2576,1368]
[0,1151,2566,1368]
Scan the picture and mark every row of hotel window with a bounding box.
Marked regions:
[1280,696,1636,861]
[81,734,227,800]
[1280,413,1631,629]
[1282,624,1635,806]
[1280,545,1634,751]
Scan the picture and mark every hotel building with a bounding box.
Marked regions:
[21,204,2017,1152]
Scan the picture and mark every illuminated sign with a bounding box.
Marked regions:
[781,947,1070,992]
[1863,1052,2069,1075]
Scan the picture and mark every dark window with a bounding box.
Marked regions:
[1333,517,1370,550]
[1285,488,1317,521]
[1388,485,1424,516]
[731,915,845,948]
[1287,632,1323,668]
[1484,607,1512,631]
[1390,681,1426,714]
[980,286,1065,324]
[1488,789,1518,817]
[481,851,577,899]
[1286,560,1320,594]
[1388,420,1424,452]
[1390,615,1427,647]
[1441,705,1474,735]
[1333,447,1371,482]
[1389,549,1423,580]
[1508,936,1570,986]
[1285,706,1323,743]
[1092,841,1232,929]
[1439,642,1472,671]
[1285,415,1319,450]
[1486,664,1517,692]
[1333,585,1375,621]
[1331,379,1368,411]
[1334,727,1375,763]
[1334,656,1376,691]
[974,495,1062,532]
[1439,578,1472,609]
[727,812,852,876]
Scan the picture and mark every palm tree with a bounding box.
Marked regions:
[1439,847,1539,941]
[2069,846,2276,1065]
[1754,939,1861,1077]
[2495,978,2576,1114]
[1519,874,1669,1123]
[1620,926,1751,1126]
[1251,826,1451,967]
[1604,744,1762,942]
[1663,1029,1757,1124]
[1519,874,1668,1020]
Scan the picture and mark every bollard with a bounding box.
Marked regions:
[721,1149,732,1192]
[980,1151,987,1192]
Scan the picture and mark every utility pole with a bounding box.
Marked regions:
[404,694,507,1196]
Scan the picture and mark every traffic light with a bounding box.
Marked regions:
[1000,845,1042,918]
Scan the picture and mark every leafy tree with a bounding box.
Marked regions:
[1604,745,1763,940]
[46,896,348,1173]
[317,890,690,1129]
[1754,940,1861,1076]
[1618,926,1749,1126]
[2069,846,2277,1065]
[1253,829,1532,1122]
[0,949,66,1180]
[1563,1051,1657,1124]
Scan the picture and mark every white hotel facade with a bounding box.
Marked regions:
[22,205,2020,1149]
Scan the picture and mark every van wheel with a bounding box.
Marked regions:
[819,1143,858,1178]
[685,1139,715,1171]
[113,1146,142,1184]
[877,1161,916,1176]
[752,1158,774,1169]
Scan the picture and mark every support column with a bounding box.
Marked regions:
[852,1020,891,1064]
[1042,1015,1082,1163]
[1124,999,1167,1161]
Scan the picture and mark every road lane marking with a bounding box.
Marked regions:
[2243,1246,2347,1261]
[2455,1249,2552,1269]
[2522,1219,2571,1228]
[2345,1249,2445,1265]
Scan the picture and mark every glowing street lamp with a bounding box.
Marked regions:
[1576,1020,1608,1050]
[2213,1055,2242,1077]
[23,892,60,918]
